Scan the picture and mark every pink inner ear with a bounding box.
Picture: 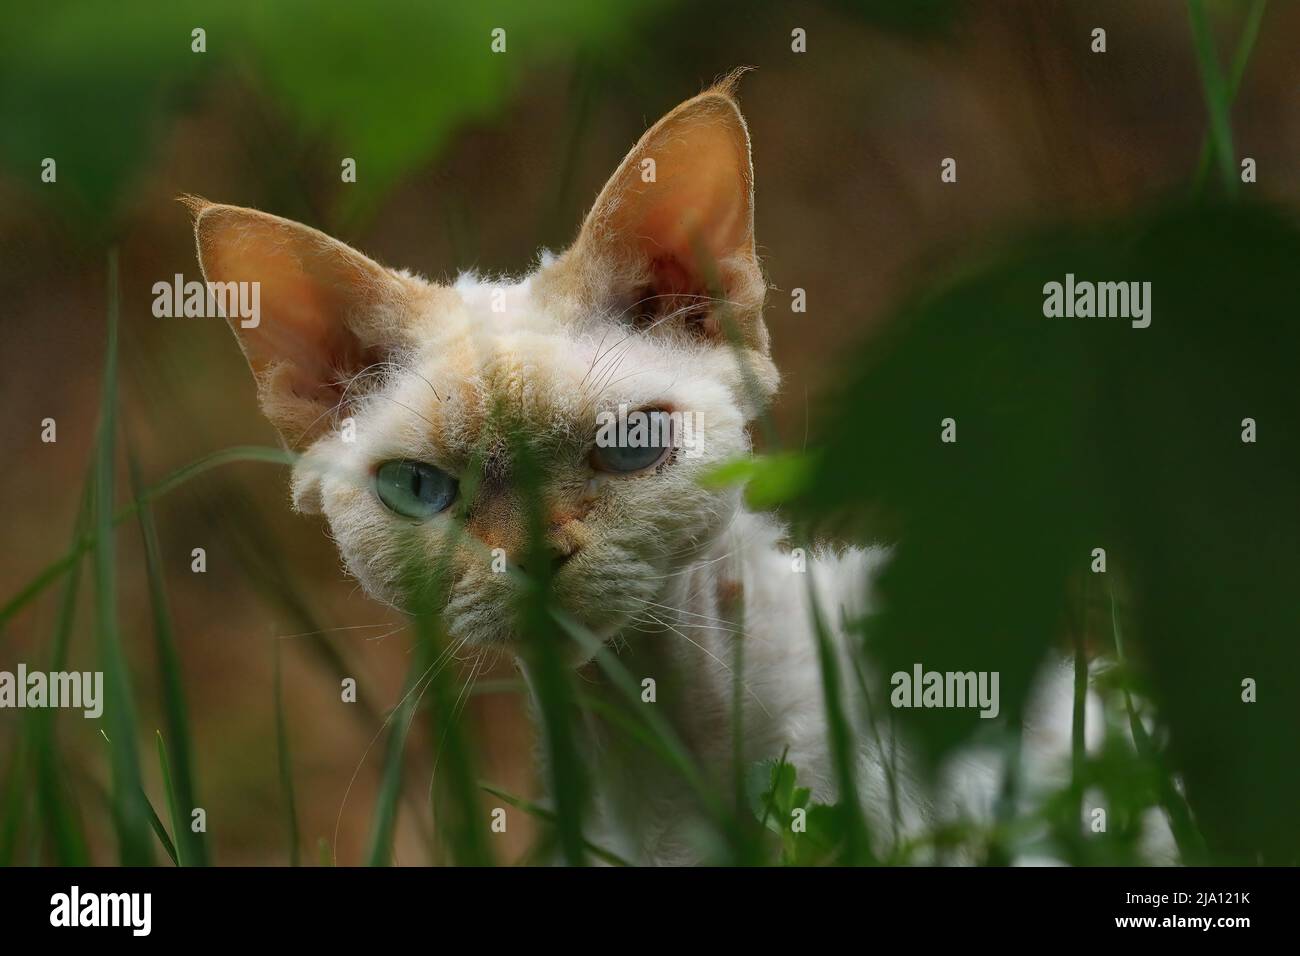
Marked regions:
[646,252,695,297]
[631,145,750,299]
[195,203,410,446]
[244,262,370,402]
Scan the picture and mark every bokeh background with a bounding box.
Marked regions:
[2,0,1298,864]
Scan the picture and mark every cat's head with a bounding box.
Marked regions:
[190,77,777,653]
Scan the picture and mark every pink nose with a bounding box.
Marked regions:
[466,496,587,570]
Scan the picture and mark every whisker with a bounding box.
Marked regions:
[332,651,443,866]
[276,621,399,641]
[642,610,771,718]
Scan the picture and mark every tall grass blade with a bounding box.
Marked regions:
[553,610,739,846]
[480,782,632,866]
[0,445,295,630]
[1187,0,1239,196]
[155,731,186,866]
[417,609,494,866]
[26,472,94,864]
[512,429,588,866]
[804,572,873,864]
[363,650,429,866]
[1192,0,1267,193]
[0,737,32,865]
[129,442,209,866]
[95,248,153,865]
[98,730,177,865]
[1071,585,1088,836]
[1108,587,1207,864]
[273,641,302,866]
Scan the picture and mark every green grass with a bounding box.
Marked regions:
[1190,0,1267,195]
[1187,0,1240,197]
[94,248,153,866]
[130,442,208,866]
[273,641,301,867]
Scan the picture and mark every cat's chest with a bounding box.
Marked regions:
[569,531,886,863]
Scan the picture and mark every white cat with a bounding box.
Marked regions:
[190,77,1167,865]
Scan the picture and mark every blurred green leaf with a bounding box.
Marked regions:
[0,0,671,227]
[836,0,964,37]
[700,451,817,510]
[791,202,1300,863]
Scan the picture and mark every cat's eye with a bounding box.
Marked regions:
[374,459,457,520]
[590,409,673,474]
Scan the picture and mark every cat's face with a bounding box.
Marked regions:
[191,77,776,653]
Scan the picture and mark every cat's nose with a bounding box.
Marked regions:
[516,546,574,577]
[466,493,588,575]
[515,516,586,576]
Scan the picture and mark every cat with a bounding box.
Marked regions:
[189,75,1167,865]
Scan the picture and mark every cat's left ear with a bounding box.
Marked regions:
[558,74,770,358]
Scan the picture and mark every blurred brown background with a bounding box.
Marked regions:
[1,0,1297,864]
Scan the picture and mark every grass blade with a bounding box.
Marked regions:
[417,609,494,867]
[155,731,186,866]
[95,248,153,866]
[1071,584,1088,837]
[274,641,302,866]
[1187,0,1239,196]
[140,792,178,865]
[129,442,209,866]
[25,472,95,864]
[363,652,428,866]
[803,571,874,865]
[1108,586,1207,864]
[1192,0,1267,193]
[0,737,32,865]
[512,429,589,866]
[479,782,632,867]
[98,730,177,865]
[0,445,295,630]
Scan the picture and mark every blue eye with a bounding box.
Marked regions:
[374,460,457,519]
[591,409,673,474]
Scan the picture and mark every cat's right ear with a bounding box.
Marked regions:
[186,198,413,450]
[556,74,768,353]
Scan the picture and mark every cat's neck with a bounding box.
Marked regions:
[574,509,790,780]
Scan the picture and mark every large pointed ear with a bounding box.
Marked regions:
[187,199,414,449]
[558,75,769,353]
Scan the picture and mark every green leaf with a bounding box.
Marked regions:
[788,202,1300,863]
[699,452,817,510]
[1,0,673,229]
[747,755,852,865]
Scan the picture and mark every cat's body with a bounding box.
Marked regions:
[549,503,1079,866]
[558,509,886,866]
[191,76,1169,865]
